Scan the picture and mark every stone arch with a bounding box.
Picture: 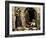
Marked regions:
[24,7,37,27]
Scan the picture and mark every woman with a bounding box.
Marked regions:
[15,8,22,30]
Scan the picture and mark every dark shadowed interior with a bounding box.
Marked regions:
[25,8,36,22]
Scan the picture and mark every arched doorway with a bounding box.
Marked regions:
[25,8,37,29]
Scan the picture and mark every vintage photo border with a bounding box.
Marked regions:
[5,1,45,37]
[9,3,43,35]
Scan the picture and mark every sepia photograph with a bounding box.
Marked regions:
[9,3,43,35]
[12,7,40,31]
[5,1,45,37]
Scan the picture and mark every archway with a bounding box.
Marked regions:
[25,8,37,28]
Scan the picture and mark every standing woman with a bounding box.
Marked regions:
[15,8,22,30]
